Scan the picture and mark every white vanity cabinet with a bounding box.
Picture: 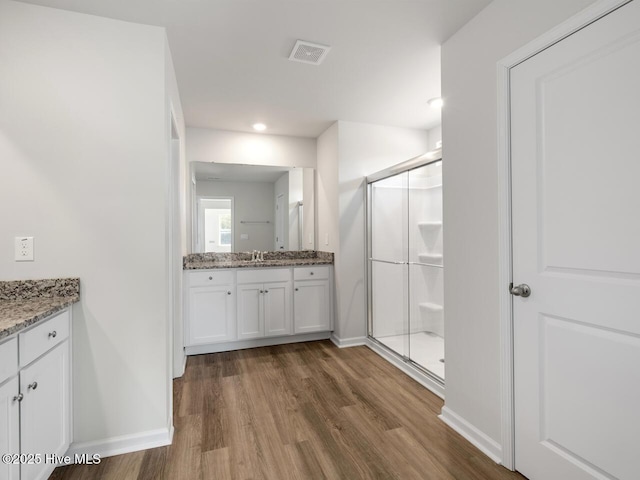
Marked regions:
[293,266,331,334]
[185,271,236,345]
[184,264,333,355]
[0,375,20,480]
[236,269,292,340]
[0,308,72,480]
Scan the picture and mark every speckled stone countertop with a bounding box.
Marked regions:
[0,278,80,340]
[183,251,334,270]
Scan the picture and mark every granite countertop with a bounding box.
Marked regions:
[184,250,334,270]
[0,278,80,340]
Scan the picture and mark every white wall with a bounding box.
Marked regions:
[441,0,597,452]
[187,128,316,168]
[196,180,275,252]
[316,123,340,254]
[0,0,181,450]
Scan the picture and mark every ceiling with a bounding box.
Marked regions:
[18,0,491,138]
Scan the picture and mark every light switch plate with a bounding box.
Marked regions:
[15,236,34,261]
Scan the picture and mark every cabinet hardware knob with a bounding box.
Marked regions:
[295,288,299,291]
[265,290,269,293]
[209,276,213,280]
[13,393,23,402]
[227,291,231,295]
[28,382,38,391]
[48,331,57,338]
[259,290,263,294]
[310,272,314,275]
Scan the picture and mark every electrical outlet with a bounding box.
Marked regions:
[15,236,34,261]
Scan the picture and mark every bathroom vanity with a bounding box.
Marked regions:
[183,251,333,354]
[0,278,79,480]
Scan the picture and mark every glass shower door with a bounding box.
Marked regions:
[369,171,409,359]
[408,161,444,380]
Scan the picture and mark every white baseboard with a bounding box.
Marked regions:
[67,427,173,459]
[173,352,186,379]
[185,331,331,355]
[439,406,502,464]
[366,338,445,399]
[330,334,367,348]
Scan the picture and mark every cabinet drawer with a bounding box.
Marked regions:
[0,337,18,384]
[19,310,70,367]
[237,268,290,284]
[294,266,329,281]
[188,270,235,287]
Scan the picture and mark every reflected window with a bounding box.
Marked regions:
[199,197,233,253]
[219,213,231,246]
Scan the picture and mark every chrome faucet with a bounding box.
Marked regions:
[251,250,265,262]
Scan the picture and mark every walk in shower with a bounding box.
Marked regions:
[367,152,444,389]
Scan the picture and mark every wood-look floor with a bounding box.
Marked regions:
[50,341,526,480]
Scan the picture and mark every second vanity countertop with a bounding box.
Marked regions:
[183,251,334,270]
[0,278,80,340]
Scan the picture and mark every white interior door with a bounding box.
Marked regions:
[511,2,640,479]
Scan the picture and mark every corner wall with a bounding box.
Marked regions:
[0,0,180,453]
[316,123,340,254]
[441,0,597,456]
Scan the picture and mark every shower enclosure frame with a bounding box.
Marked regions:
[365,149,444,397]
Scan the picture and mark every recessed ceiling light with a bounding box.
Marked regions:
[253,123,267,132]
[428,97,444,109]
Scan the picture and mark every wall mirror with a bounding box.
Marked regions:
[190,162,315,253]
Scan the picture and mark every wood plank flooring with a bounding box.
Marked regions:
[50,341,526,480]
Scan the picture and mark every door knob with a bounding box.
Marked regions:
[510,283,531,297]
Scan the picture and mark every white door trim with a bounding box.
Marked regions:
[496,0,632,470]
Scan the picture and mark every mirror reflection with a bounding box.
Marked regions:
[192,162,315,253]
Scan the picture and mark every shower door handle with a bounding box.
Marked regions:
[369,258,406,265]
[510,283,531,298]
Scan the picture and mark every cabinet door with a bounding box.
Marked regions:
[294,280,331,334]
[264,281,292,337]
[0,376,20,480]
[187,285,236,345]
[237,283,264,339]
[20,341,70,480]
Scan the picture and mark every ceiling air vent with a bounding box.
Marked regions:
[288,40,331,65]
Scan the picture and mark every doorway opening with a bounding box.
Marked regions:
[198,197,234,253]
